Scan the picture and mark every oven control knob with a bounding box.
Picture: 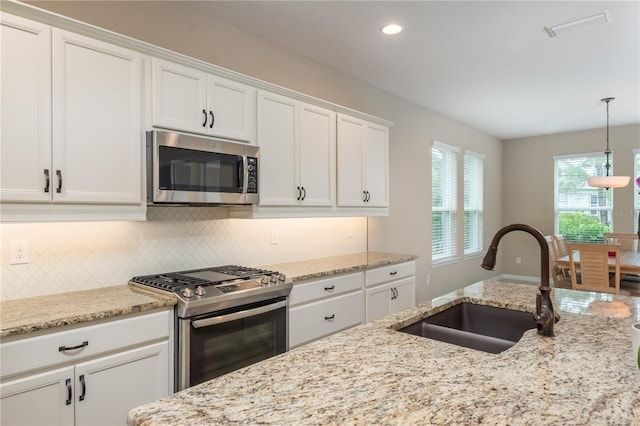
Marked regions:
[260,276,269,286]
[194,285,206,296]
[278,273,286,282]
[182,287,194,298]
[270,274,278,284]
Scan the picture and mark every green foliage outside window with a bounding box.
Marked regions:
[558,212,610,243]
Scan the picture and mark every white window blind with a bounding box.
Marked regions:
[432,141,458,262]
[464,151,484,255]
[554,153,612,242]
[635,149,640,233]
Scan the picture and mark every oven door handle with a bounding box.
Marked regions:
[191,300,288,328]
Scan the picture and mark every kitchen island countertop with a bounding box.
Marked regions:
[128,280,640,425]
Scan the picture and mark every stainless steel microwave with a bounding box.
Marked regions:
[146,130,259,205]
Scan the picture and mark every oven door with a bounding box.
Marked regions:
[178,297,288,391]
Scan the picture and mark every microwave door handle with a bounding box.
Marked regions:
[192,300,288,328]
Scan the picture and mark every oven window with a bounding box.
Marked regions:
[158,145,242,193]
[189,303,287,387]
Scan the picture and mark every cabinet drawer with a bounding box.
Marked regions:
[289,272,363,306]
[0,310,171,379]
[290,292,363,348]
[365,261,415,287]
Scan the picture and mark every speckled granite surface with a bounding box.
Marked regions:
[128,281,640,425]
[0,286,176,338]
[262,252,417,282]
[0,252,411,339]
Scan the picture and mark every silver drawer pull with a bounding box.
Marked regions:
[59,341,88,352]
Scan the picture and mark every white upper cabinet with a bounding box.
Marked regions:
[52,29,142,204]
[152,58,255,143]
[337,114,389,208]
[298,102,336,206]
[1,14,144,220]
[257,90,335,207]
[1,14,52,203]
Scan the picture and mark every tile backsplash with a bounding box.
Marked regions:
[0,207,367,300]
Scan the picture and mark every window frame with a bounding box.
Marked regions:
[432,141,459,264]
[463,150,484,257]
[553,152,613,242]
[635,149,640,234]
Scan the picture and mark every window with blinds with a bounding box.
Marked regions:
[635,149,640,233]
[464,151,484,255]
[554,153,612,242]
[432,141,458,263]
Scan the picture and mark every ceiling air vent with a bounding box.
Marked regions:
[543,9,612,38]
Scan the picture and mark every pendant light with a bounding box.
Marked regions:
[587,97,630,189]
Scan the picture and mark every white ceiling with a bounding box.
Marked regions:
[186,0,640,140]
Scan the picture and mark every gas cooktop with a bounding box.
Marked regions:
[129,265,291,318]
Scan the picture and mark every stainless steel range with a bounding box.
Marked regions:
[130,265,292,391]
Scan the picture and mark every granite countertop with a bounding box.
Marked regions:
[128,281,640,425]
[0,252,413,339]
[0,285,176,338]
[261,252,417,283]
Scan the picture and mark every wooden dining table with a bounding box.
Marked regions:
[557,248,640,276]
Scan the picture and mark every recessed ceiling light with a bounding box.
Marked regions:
[381,24,403,35]
[543,9,612,38]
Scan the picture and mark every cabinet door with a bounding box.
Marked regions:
[0,14,52,202]
[207,75,254,142]
[0,366,74,426]
[257,91,298,206]
[151,58,206,134]
[299,103,335,206]
[74,342,169,426]
[365,283,392,323]
[391,277,415,314]
[364,123,389,207]
[337,114,364,206]
[52,29,142,204]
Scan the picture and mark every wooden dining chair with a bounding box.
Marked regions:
[545,235,572,288]
[567,243,620,295]
[603,232,639,250]
[552,234,570,276]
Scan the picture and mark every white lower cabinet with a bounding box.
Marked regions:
[0,366,75,425]
[365,261,416,323]
[289,273,363,348]
[0,310,171,426]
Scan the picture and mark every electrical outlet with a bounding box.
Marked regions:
[271,229,279,245]
[347,223,353,238]
[516,256,522,265]
[10,240,29,265]
[426,275,431,285]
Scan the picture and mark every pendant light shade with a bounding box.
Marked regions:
[587,175,630,188]
[587,97,630,189]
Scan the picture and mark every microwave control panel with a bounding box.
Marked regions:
[247,157,258,193]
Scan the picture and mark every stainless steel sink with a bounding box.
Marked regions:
[398,302,538,354]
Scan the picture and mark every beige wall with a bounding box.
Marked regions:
[502,124,639,277]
